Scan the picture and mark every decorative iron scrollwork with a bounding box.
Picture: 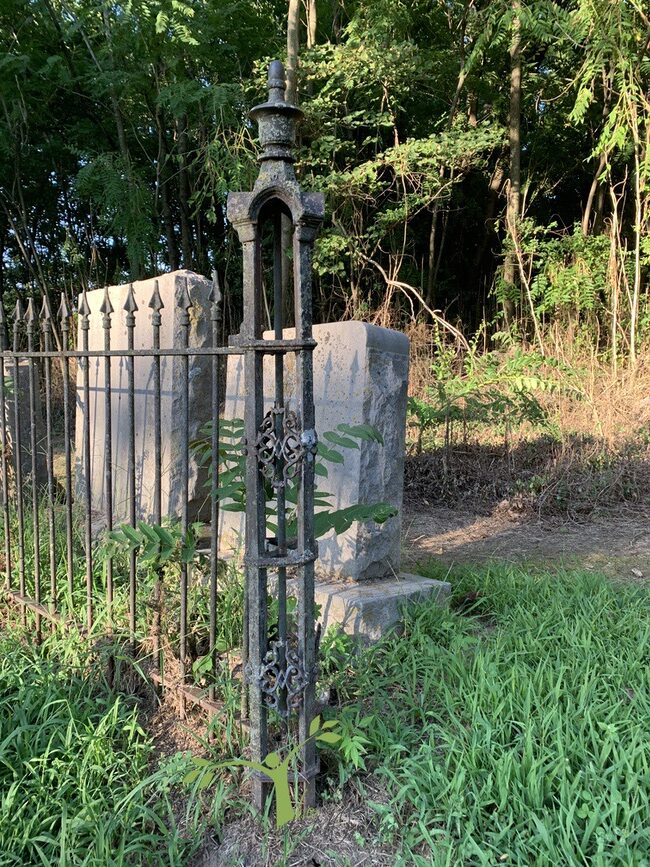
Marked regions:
[254,407,316,488]
[247,640,309,716]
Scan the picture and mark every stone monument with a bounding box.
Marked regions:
[220,320,450,639]
[74,270,213,525]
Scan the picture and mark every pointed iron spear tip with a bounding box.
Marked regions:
[148,278,164,311]
[58,291,71,321]
[78,290,91,318]
[0,295,6,326]
[100,286,114,316]
[178,275,192,310]
[123,283,139,313]
[209,270,222,305]
[40,294,53,321]
[14,298,24,321]
[25,297,37,325]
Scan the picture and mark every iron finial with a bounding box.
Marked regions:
[100,286,114,316]
[58,292,71,322]
[40,294,53,321]
[178,276,193,311]
[148,279,164,312]
[25,297,37,326]
[209,270,222,307]
[250,60,302,164]
[78,290,91,319]
[123,283,139,314]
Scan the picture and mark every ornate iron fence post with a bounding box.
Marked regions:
[228,60,324,811]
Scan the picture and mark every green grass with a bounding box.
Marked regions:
[5,553,650,866]
[0,626,205,866]
[331,566,650,866]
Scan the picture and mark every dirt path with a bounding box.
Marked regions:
[402,504,650,582]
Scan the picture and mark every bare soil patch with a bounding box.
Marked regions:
[191,778,396,867]
[403,503,650,582]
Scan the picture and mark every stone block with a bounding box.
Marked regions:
[75,270,213,526]
[220,321,409,581]
[313,573,451,642]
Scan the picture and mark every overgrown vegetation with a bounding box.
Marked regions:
[319,565,650,865]
[0,625,203,865]
[191,417,396,540]
[405,325,650,515]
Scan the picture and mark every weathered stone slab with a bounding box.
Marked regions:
[220,321,409,581]
[74,270,213,526]
[313,573,451,642]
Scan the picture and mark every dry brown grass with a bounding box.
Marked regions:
[404,322,650,517]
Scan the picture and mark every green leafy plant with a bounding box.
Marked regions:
[192,418,398,539]
[408,340,578,454]
[101,519,199,568]
[184,714,342,829]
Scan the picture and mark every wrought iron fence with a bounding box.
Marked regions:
[0,276,231,707]
[0,59,322,813]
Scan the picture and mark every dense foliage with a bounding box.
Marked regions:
[1,0,648,356]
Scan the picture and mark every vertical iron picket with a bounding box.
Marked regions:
[79,290,93,631]
[26,300,42,638]
[178,277,193,714]
[124,285,138,647]
[41,295,57,616]
[209,272,222,703]
[12,301,26,624]
[0,300,12,592]
[149,280,164,680]
[101,288,114,622]
[58,294,74,603]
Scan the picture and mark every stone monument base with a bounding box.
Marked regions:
[309,573,451,643]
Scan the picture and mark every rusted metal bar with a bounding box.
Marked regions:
[0,342,299,360]
[0,346,245,360]
[4,587,66,627]
[100,288,114,621]
[25,300,42,638]
[149,280,164,682]
[209,272,222,703]
[178,277,193,716]
[79,291,93,631]
[125,285,138,648]
[0,300,12,592]
[149,671,235,719]
[59,294,74,603]
[12,302,26,625]
[41,296,57,618]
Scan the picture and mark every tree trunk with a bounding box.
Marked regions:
[582,72,611,236]
[582,151,607,236]
[306,0,317,47]
[177,115,194,269]
[156,112,180,271]
[286,0,300,104]
[503,0,522,325]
